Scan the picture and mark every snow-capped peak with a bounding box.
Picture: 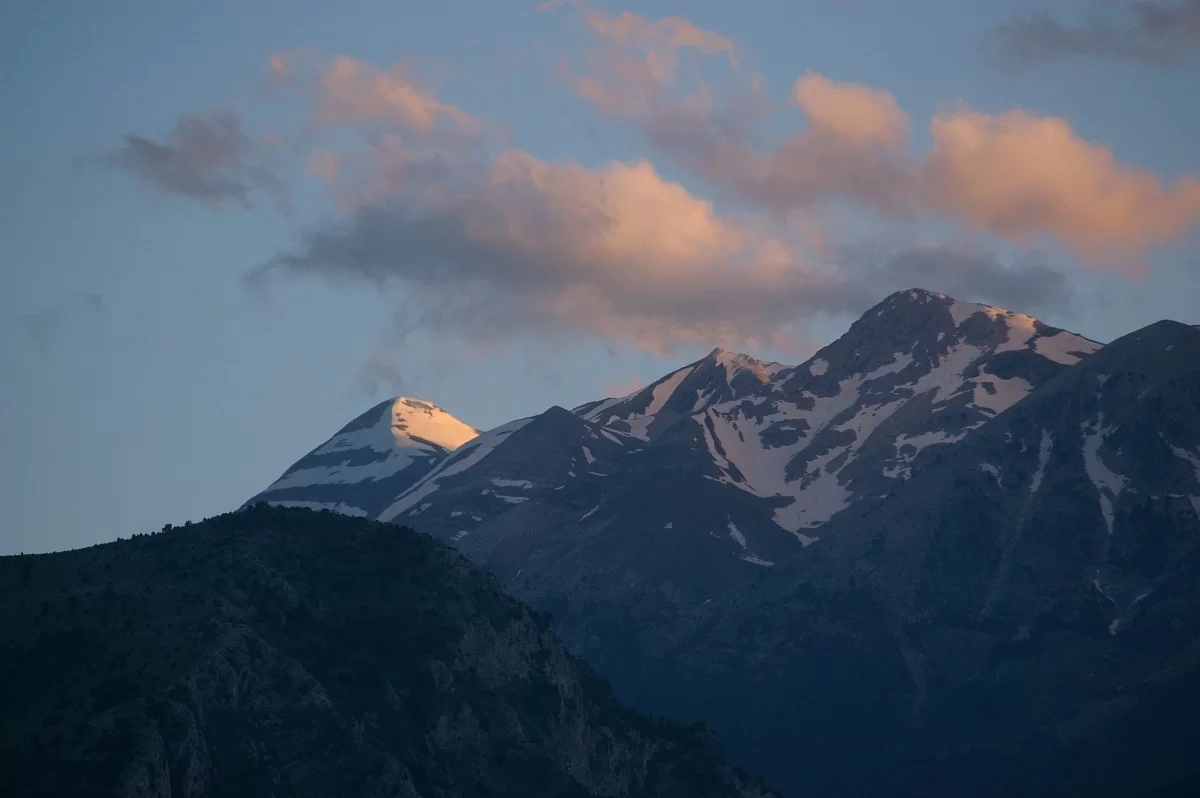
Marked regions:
[575,348,791,440]
[709,348,788,387]
[697,288,1103,533]
[242,397,479,517]
[385,397,480,452]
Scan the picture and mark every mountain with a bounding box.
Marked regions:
[244,397,479,518]
[695,288,1100,536]
[268,290,1099,671]
[659,319,1200,797]
[241,289,1200,795]
[0,505,777,798]
[373,403,798,686]
[574,348,787,440]
[242,290,1107,704]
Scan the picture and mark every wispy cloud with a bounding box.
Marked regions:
[270,51,485,137]
[847,242,1072,316]
[988,1,1200,69]
[105,110,287,209]
[21,291,107,349]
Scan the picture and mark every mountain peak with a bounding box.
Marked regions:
[574,349,787,440]
[385,397,480,451]
[242,396,479,517]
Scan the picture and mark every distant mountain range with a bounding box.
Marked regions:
[244,288,1200,796]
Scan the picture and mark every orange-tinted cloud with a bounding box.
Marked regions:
[306,151,342,183]
[559,11,1200,268]
[559,12,912,215]
[791,73,908,150]
[261,141,860,354]
[112,44,1119,358]
[581,9,737,63]
[923,107,1200,268]
[559,6,742,122]
[270,52,483,137]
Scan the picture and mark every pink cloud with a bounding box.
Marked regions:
[559,11,1200,268]
[923,107,1200,269]
[263,140,857,354]
[269,52,484,137]
[791,72,909,150]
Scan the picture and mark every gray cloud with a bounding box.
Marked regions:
[106,110,287,209]
[21,291,107,349]
[355,346,407,398]
[251,138,874,357]
[849,243,1073,316]
[988,1,1200,69]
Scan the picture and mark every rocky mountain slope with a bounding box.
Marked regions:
[573,348,786,440]
[0,505,776,798]
[240,289,1200,796]
[659,320,1200,797]
[274,289,1104,688]
[696,288,1100,535]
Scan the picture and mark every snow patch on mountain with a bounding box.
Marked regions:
[1081,414,1128,535]
[1036,332,1100,365]
[492,478,533,489]
[379,417,533,521]
[727,521,747,549]
[1170,443,1200,485]
[1031,430,1054,494]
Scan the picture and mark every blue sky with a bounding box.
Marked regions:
[3,0,1198,553]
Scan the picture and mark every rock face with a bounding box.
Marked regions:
[0,506,776,798]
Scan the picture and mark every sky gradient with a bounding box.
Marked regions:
[4,0,1198,554]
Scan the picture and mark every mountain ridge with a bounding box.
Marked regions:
[0,506,778,798]
[236,289,1200,796]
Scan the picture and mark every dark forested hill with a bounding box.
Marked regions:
[0,505,775,798]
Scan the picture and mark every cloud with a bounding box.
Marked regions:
[21,291,107,349]
[356,345,407,397]
[791,73,908,150]
[988,1,1200,69]
[557,10,912,215]
[115,47,1115,364]
[561,6,740,119]
[922,107,1200,268]
[256,144,866,355]
[558,11,1200,268]
[239,52,873,357]
[721,74,914,215]
[106,110,287,209]
[848,243,1072,316]
[270,52,484,137]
